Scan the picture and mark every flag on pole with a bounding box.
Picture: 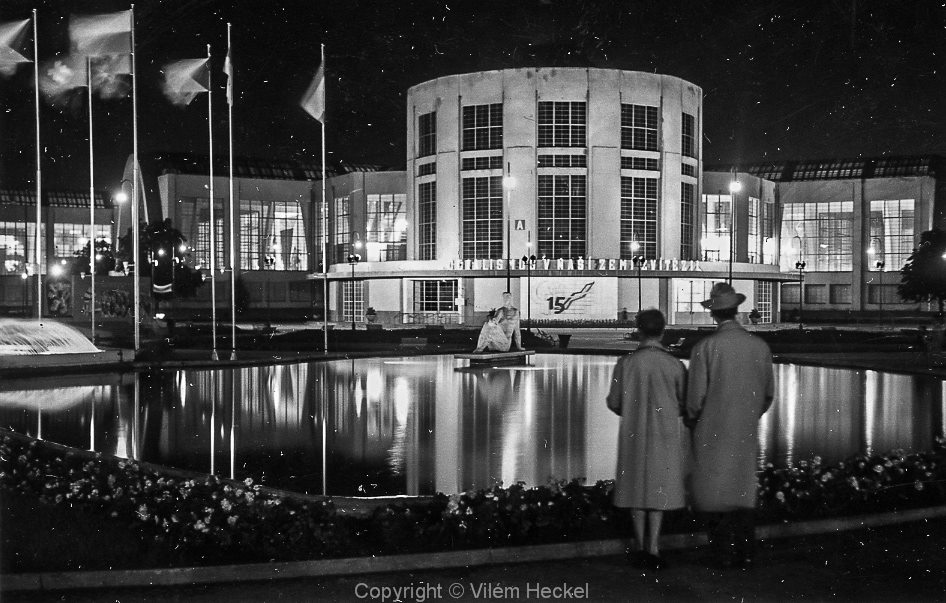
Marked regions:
[161,58,209,106]
[39,53,89,98]
[300,62,325,122]
[69,10,132,57]
[69,10,132,76]
[69,10,132,93]
[0,19,30,77]
[223,42,233,106]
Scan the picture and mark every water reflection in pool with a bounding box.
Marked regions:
[1,355,943,497]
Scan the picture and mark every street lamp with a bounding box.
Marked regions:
[868,237,885,320]
[521,251,536,333]
[503,164,516,292]
[795,258,807,331]
[792,234,805,329]
[113,190,128,262]
[633,254,646,311]
[347,252,361,331]
[728,179,742,284]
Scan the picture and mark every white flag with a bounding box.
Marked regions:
[69,10,132,57]
[224,44,233,106]
[39,53,89,101]
[161,58,209,107]
[301,62,325,122]
[0,19,30,77]
[68,10,133,98]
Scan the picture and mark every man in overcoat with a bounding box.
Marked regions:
[686,282,774,569]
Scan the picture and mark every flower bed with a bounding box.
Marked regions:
[3,430,946,571]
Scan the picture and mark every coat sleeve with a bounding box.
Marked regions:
[685,343,709,424]
[606,359,624,416]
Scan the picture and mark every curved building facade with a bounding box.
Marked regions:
[407,67,704,264]
[391,68,786,325]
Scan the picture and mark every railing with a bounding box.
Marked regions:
[401,312,460,325]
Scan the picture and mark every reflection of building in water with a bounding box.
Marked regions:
[4,359,946,498]
[865,370,938,457]
[327,357,438,496]
[760,365,944,466]
[455,357,602,491]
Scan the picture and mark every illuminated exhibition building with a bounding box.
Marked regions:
[1,67,943,325]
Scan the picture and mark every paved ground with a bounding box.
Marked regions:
[6,518,946,602]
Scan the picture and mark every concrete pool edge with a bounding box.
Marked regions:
[4,505,946,593]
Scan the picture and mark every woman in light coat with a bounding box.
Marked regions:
[606,309,687,568]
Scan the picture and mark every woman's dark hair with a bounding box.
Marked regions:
[710,307,739,321]
[635,309,665,338]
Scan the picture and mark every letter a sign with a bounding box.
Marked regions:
[514,220,526,231]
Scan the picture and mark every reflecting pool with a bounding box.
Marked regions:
[1,355,943,497]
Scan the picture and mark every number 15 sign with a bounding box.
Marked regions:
[528,277,617,320]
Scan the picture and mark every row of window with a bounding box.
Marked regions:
[416,103,698,156]
[341,279,459,322]
[344,279,773,323]
[0,221,111,275]
[779,200,914,272]
[178,198,309,271]
[781,283,900,305]
[0,195,917,274]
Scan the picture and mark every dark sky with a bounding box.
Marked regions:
[1,0,945,192]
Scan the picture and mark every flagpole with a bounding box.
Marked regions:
[32,10,42,321]
[130,5,140,354]
[208,43,218,361]
[321,44,328,354]
[227,23,237,361]
[87,56,96,344]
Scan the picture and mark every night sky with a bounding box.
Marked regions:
[1,0,944,192]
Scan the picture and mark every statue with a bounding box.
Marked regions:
[499,291,523,350]
[473,308,511,353]
[472,292,524,353]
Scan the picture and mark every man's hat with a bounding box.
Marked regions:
[700,282,747,310]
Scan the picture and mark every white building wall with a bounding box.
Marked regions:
[406,68,704,265]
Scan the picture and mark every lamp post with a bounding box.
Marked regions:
[867,237,885,323]
[113,190,128,265]
[795,259,807,330]
[347,252,361,332]
[521,245,536,334]
[503,165,516,292]
[791,234,805,329]
[633,254,646,311]
[728,178,742,284]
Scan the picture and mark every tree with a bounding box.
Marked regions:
[72,239,117,275]
[898,228,946,322]
[118,219,205,302]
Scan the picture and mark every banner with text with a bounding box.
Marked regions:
[525,276,618,320]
